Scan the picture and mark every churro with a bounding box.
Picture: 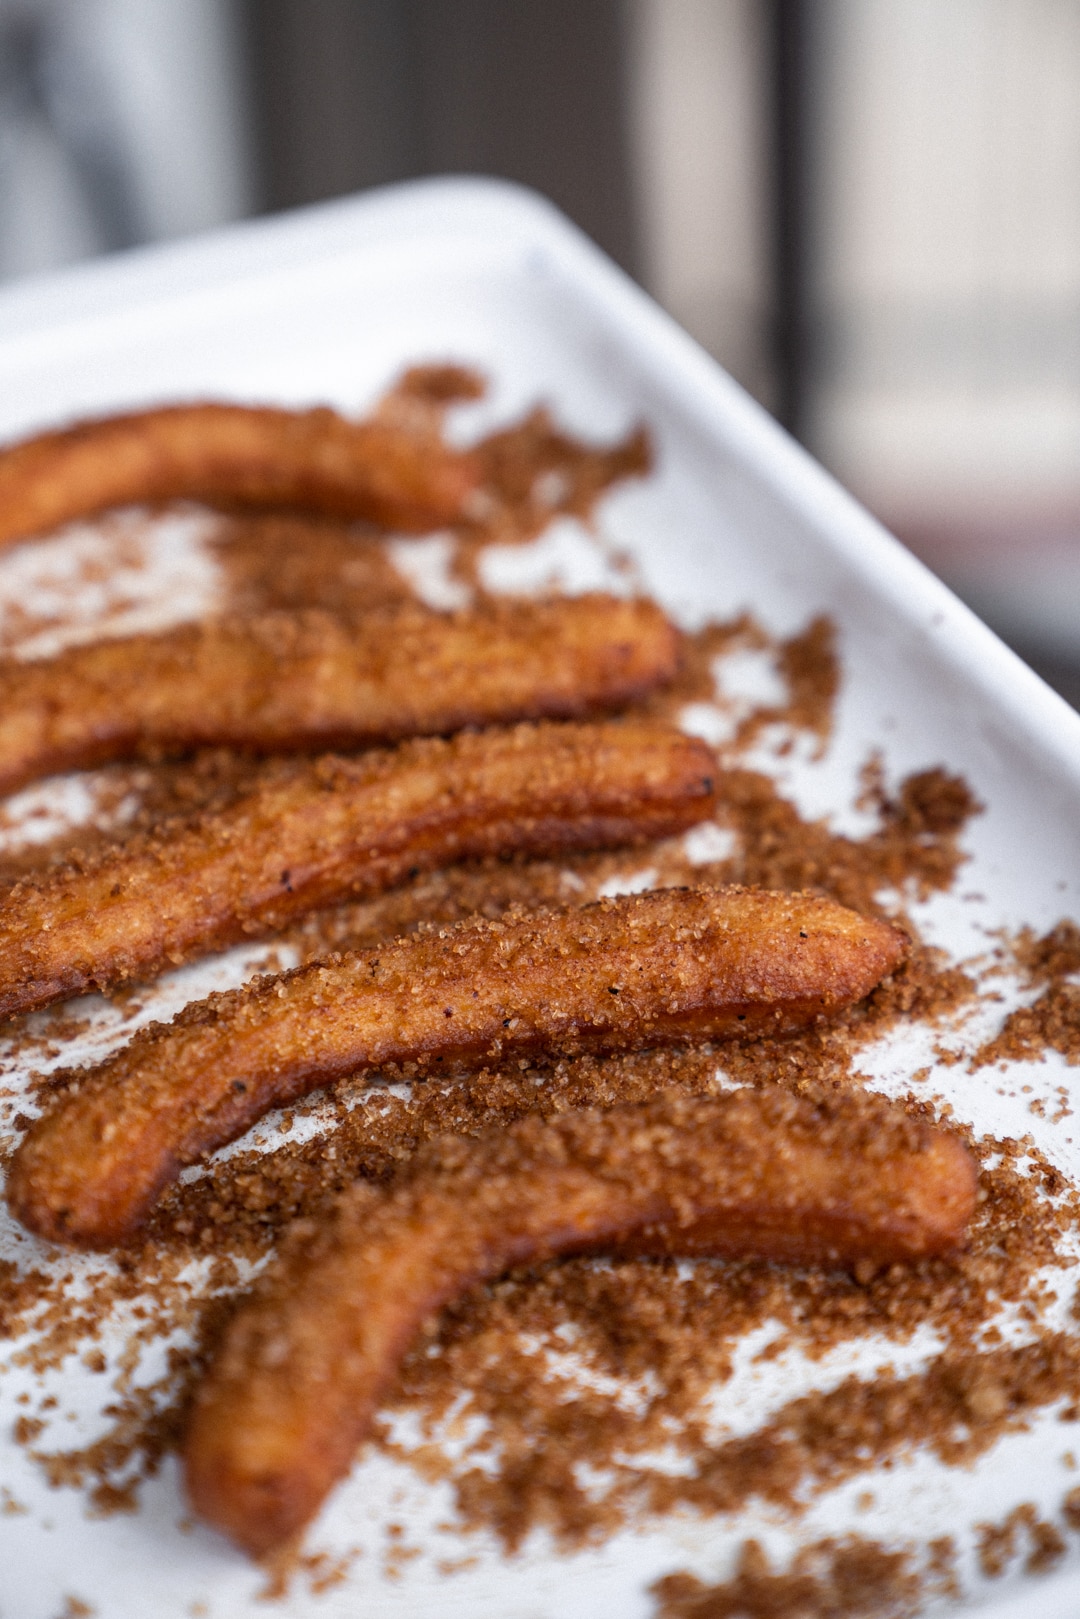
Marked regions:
[0,401,479,548]
[0,594,678,795]
[0,721,716,1018]
[6,887,906,1248]
[182,1087,977,1557]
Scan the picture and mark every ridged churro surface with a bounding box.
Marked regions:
[0,722,716,1018]
[182,1086,977,1557]
[6,887,907,1248]
[0,401,478,547]
[0,594,678,794]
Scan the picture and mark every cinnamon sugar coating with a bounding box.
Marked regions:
[6,886,906,1248]
[0,400,479,548]
[0,595,679,795]
[0,721,715,1018]
[183,1087,975,1558]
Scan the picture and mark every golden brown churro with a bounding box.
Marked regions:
[7,888,906,1248]
[0,595,678,795]
[0,401,479,547]
[0,721,716,1019]
[182,1087,977,1557]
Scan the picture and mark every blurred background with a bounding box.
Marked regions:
[0,0,1078,702]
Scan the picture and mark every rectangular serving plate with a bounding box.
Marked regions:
[3,178,1080,1619]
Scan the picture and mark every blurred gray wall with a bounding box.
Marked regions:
[240,0,641,277]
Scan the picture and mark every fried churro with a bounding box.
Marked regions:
[0,594,678,795]
[0,401,479,548]
[0,721,716,1018]
[182,1087,977,1557]
[6,888,906,1248]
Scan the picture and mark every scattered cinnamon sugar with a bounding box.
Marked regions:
[459,405,652,569]
[973,983,1080,1070]
[55,1599,95,1619]
[257,1542,362,1603]
[642,613,840,758]
[972,920,1080,1071]
[776,616,841,747]
[652,1536,921,1619]
[372,362,487,426]
[209,515,412,620]
[965,913,1080,1075]
[1016,921,1080,985]
[373,1224,1080,1552]
[0,363,1074,1612]
[975,1501,1068,1578]
[297,1546,361,1596]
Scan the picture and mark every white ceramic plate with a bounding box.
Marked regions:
[3,179,1080,1618]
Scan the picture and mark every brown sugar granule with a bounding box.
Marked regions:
[210,514,414,619]
[1015,920,1080,985]
[27,1360,185,1515]
[385,1313,1080,1552]
[925,1536,960,1601]
[651,1535,920,1619]
[643,614,772,716]
[974,985,1080,1071]
[640,614,840,759]
[709,764,979,914]
[732,617,840,757]
[975,1502,1068,1578]
[18,1292,239,1514]
[972,918,1080,1070]
[378,362,487,415]
[1026,1514,1068,1573]
[464,407,651,553]
[976,1512,1018,1578]
[774,615,840,749]
[0,1258,51,1333]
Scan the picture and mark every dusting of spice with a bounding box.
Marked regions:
[972,920,1080,1071]
[652,1536,922,1619]
[974,1501,1069,1579]
[0,362,1074,1614]
[641,613,840,758]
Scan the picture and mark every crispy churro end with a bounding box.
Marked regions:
[185,1443,310,1562]
[913,1131,980,1256]
[867,913,910,983]
[5,1098,171,1251]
